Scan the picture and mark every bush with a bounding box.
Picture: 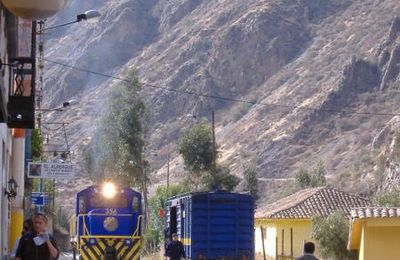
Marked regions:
[295,168,311,188]
[374,189,400,207]
[312,211,356,260]
[295,160,326,189]
[144,183,191,255]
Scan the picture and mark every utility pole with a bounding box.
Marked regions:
[166,153,170,197]
[211,111,217,189]
[142,161,149,230]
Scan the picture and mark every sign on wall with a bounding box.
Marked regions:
[28,162,74,179]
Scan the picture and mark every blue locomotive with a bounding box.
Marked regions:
[70,182,143,260]
[165,192,254,260]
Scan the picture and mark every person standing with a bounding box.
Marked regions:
[165,233,187,260]
[11,219,33,259]
[296,242,319,260]
[15,213,59,260]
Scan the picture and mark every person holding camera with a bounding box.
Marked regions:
[16,213,59,260]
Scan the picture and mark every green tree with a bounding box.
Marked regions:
[144,183,190,254]
[178,122,239,191]
[374,189,400,207]
[85,70,148,188]
[178,121,213,175]
[31,128,43,160]
[243,164,259,201]
[312,211,356,260]
[201,164,240,192]
[295,168,311,188]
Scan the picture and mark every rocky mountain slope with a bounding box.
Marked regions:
[42,0,400,208]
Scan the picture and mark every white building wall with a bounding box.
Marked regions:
[0,124,12,258]
[255,225,277,259]
[0,4,14,258]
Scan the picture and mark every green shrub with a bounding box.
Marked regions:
[312,211,356,260]
[374,189,400,207]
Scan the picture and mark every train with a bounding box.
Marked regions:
[70,183,254,260]
[164,191,255,260]
[70,182,144,260]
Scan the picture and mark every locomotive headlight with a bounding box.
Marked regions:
[102,182,116,199]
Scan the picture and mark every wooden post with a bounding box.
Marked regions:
[281,229,284,257]
[290,228,293,257]
[260,226,267,260]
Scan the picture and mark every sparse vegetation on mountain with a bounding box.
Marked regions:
[295,160,326,189]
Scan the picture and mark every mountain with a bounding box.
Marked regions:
[42,0,400,208]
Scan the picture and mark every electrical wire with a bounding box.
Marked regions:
[44,58,400,117]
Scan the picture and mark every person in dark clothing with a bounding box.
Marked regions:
[296,242,319,260]
[16,213,59,260]
[165,233,187,260]
[11,219,33,258]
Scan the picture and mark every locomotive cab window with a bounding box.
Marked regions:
[90,193,128,208]
[78,195,86,213]
[132,196,139,212]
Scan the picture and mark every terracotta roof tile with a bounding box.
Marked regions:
[351,207,400,219]
[256,187,371,219]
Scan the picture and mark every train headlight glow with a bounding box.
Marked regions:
[102,182,116,199]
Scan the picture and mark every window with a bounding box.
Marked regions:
[132,196,139,212]
[78,195,86,213]
[89,193,128,208]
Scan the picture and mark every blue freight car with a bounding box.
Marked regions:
[165,192,254,260]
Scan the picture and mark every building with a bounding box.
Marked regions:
[0,4,20,257]
[0,1,67,257]
[255,187,370,259]
[348,207,400,260]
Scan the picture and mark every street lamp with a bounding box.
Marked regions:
[37,98,78,112]
[5,178,18,200]
[39,9,101,32]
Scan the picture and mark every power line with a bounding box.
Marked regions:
[44,58,400,117]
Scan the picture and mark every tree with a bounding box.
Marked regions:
[178,121,213,175]
[144,183,191,254]
[312,211,356,260]
[178,121,239,191]
[202,164,240,192]
[243,164,259,201]
[85,70,148,188]
[31,128,43,160]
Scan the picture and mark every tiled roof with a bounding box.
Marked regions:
[351,207,400,219]
[256,187,370,219]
